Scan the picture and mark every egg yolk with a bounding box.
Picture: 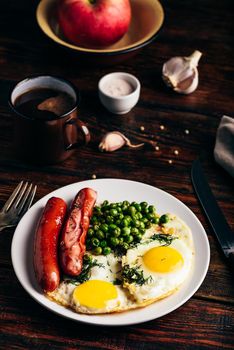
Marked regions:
[73,280,118,309]
[143,246,184,273]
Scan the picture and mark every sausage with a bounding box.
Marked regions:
[59,188,97,276]
[34,197,67,292]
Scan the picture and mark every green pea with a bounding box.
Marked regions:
[91,237,100,247]
[121,218,129,227]
[109,224,117,231]
[122,204,128,212]
[94,208,102,216]
[91,215,98,223]
[116,219,121,226]
[83,254,92,263]
[100,240,107,248]
[106,216,114,224]
[128,206,136,216]
[118,237,124,245]
[93,224,100,231]
[134,203,141,212]
[139,221,145,229]
[103,208,110,214]
[145,221,152,229]
[124,235,133,243]
[122,242,129,250]
[142,217,148,223]
[110,203,118,209]
[96,230,105,240]
[123,200,130,207]
[125,215,132,223]
[147,212,155,220]
[110,237,119,247]
[87,228,94,237]
[118,213,124,220]
[122,227,131,236]
[132,219,140,228]
[131,227,139,235]
[159,214,170,224]
[151,216,160,224]
[110,208,118,216]
[100,223,109,233]
[93,247,102,255]
[103,247,111,255]
[113,227,121,237]
[135,212,143,219]
[148,205,156,213]
[135,233,143,242]
[142,207,149,214]
[140,201,148,208]
[102,200,109,207]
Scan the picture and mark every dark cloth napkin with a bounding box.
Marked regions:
[214,115,234,177]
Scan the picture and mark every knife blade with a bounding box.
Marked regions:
[191,159,234,272]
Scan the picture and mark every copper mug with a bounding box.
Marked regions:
[9,75,90,165]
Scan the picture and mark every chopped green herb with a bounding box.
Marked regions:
[64,255,104,285]
[122,265,153,286]
[150,233,177,246]
[113,278,122,285]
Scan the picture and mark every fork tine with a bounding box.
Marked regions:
[17,183,33,212]
[2,181,24,212]
[14,182,29,208]
[19,185,37,216]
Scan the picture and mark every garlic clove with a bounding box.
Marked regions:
[99,132,125,152]
[99,131,144,152]
[162,50,202,94]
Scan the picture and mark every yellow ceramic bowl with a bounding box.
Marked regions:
[36,0,164,64]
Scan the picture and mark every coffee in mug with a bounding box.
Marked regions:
[9,75,90,164]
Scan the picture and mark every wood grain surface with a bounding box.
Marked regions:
[0,0,233,349]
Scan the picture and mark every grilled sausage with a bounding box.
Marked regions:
[34,197,67,292]
[59,188,97,276]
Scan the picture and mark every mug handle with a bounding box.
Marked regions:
[64,118,90,150]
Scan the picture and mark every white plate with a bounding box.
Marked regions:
[11,179,210,326]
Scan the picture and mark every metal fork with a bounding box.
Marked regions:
[0,181,37,231]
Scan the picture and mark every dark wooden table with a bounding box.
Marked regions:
[0,0,233,349]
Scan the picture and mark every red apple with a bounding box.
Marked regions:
[57,0,131,47]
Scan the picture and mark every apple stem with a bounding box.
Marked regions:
[89,0,96,4]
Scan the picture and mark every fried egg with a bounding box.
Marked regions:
[48,215,194,314]
[48,253,134,314]
[122,228,194,305]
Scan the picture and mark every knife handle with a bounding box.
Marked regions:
[227,252,234,275]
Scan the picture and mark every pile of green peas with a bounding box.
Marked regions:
[86,200,168,255]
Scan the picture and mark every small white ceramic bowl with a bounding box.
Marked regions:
[98,72,141,114]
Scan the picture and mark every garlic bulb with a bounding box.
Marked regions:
[162,50,202,94]
[99,131,144,152]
